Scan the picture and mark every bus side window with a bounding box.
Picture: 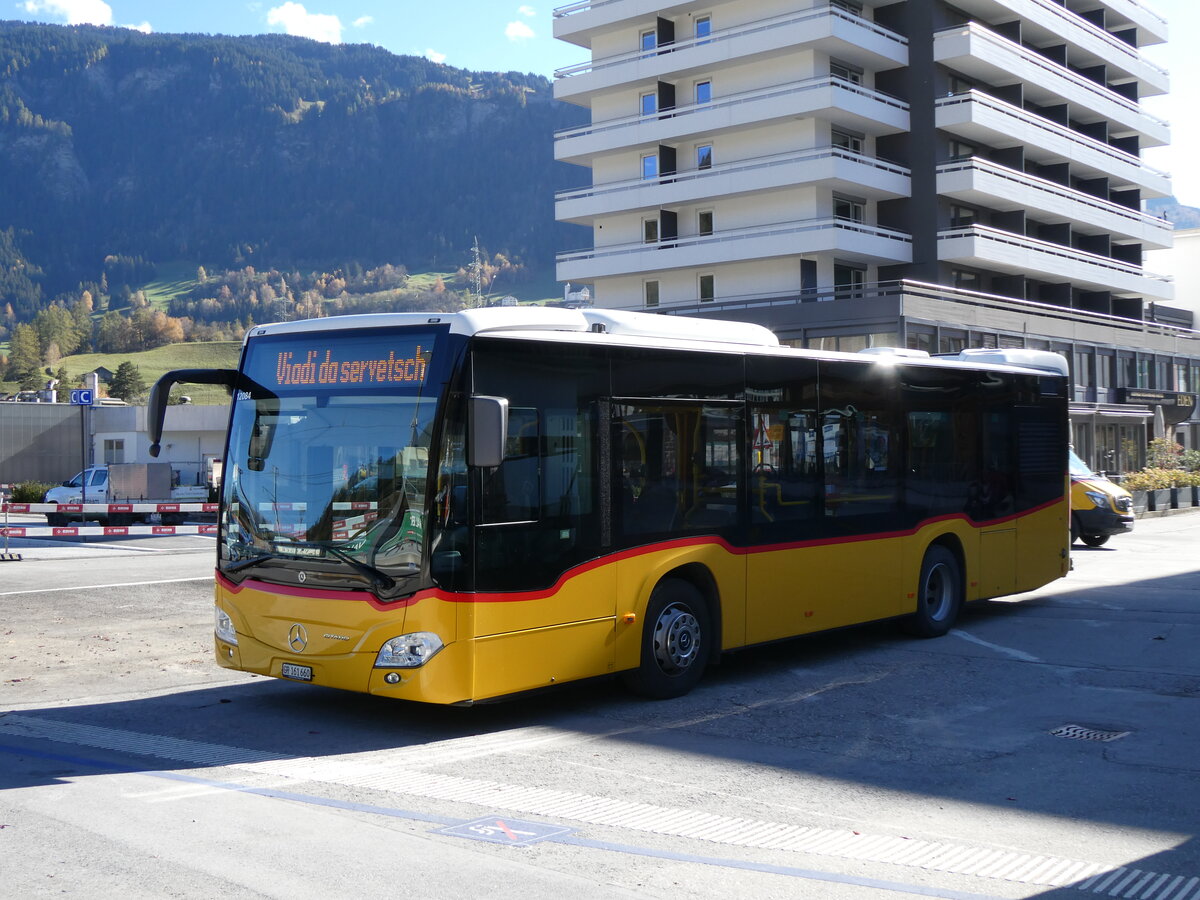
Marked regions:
[481,407,540,523]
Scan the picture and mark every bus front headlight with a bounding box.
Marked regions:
[375,632,444,668]
[215,607,238,646]
[1084,491,1110,510]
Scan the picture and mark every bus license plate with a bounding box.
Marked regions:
[281,663,313,681]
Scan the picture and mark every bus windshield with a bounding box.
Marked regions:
[1068,449,1096,479]
[219,328,445,594]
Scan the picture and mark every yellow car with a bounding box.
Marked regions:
[1069,450,1134,547]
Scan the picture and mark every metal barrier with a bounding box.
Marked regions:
[1,502,218,538]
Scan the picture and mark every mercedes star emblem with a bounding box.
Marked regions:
[288,623,308,652]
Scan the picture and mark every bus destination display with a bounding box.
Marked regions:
[248,333,435,390]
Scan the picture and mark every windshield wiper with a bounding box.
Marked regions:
[272,539,397,591]
[224,552,281,573]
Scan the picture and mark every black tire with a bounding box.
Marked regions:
[1080,533,1110,547]
[901,545,963,638]
[45,512,66,527]
[622,579,710,699]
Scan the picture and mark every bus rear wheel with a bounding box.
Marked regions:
[622,579,710,700]
[901,545,963,638]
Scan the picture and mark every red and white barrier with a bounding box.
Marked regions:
[0,524,218,536]
[2,502,217,514]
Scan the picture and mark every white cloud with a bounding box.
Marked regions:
[21,0,113,25]
[504,20,535,41]
[517,5,535,15]
[121,21,152,33]
[352,15,372,28]
[266,2,343,44]
[424,48,446,64]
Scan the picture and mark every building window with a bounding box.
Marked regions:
[952,269,981,290]
[698,210,713,236]
[641,30,656,52]
[1137,356,1151,387]
[643,217,659,243]
[1175,362,1189,392]
[644,280,660,307]
[830,61,863,85]
[939,330,967,354]
[950,205,976,228]
[103,438,125,465]
[907,328,934,353]
[699,273,714,302]
[948,140,976,160]
[642,153,659,180]
[834,263,866,298]
[948,74,973,94]
[695,15,711,43]
[696,143,713,170]
[832,129,863,154]
[640,92,657,116]
[1075,349,1094,388]
[695,80,712,104]
[833,195,865,223]
[1156,358,1169,389]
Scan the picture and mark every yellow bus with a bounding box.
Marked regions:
[149,308,1070,704]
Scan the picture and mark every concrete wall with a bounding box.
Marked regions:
[0,403,84,485]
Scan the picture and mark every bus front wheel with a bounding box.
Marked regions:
[901,545,963,638]
[622,579,710,700]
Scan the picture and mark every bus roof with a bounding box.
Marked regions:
[246,309,1067,377]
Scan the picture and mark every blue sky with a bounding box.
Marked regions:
[8,0,1197,204]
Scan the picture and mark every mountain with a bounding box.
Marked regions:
[0,20,588,317]
[1146,197,1200,229]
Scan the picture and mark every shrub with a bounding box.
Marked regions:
[1146,438,1183,469]
[1181,449,1200,473]
[1120,468,1197,491]
[11,481,54,502]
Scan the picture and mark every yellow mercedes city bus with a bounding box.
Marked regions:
[149,308,1070,704]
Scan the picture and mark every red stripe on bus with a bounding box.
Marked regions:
[215,498,1064,611]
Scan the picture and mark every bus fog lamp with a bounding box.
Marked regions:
[215,608,238,646]
[375,632,443,668]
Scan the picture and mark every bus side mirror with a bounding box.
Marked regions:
[468,396,508,468]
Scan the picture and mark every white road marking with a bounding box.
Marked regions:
[2,714,1193,896]
[950,629,1041,662]
[0,576,213,597]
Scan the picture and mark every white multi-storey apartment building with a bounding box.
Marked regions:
[553,0,1200,464]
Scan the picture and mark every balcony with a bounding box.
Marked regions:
[935,90,1170,197]
[933,23,1168,146]
[555,76,909,164]
[557,217,913,282]
[936,158,1172,248]
[946,0,1168,92]
[937,224,1173,300]
[1065,0,1169,45]
[557,148,910,223]
[554,6,907,104]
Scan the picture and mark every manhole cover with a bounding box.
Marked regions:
[1050,724,1130,742]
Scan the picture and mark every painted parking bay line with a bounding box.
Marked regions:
[2,713,1196,898]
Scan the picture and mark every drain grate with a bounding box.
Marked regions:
[1050,724,1130,742]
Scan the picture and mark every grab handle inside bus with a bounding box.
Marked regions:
[469,395,509,468]
[148,368,240,457]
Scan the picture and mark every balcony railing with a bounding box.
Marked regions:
[557,146,911,205]
[933,23,1168,131]
[554,0,619,18]
[556,75,909,142]
[936,157,1170,233]
[655,279,1200,348]
[558,217,913,266]
[555,5,906,80]
[937,224,1172,285]
[997,0,1168,78]
[936,90,1170,181]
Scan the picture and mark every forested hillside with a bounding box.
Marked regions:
[0,20,587,322]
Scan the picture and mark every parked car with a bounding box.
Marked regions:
[1069,449,1134,547]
